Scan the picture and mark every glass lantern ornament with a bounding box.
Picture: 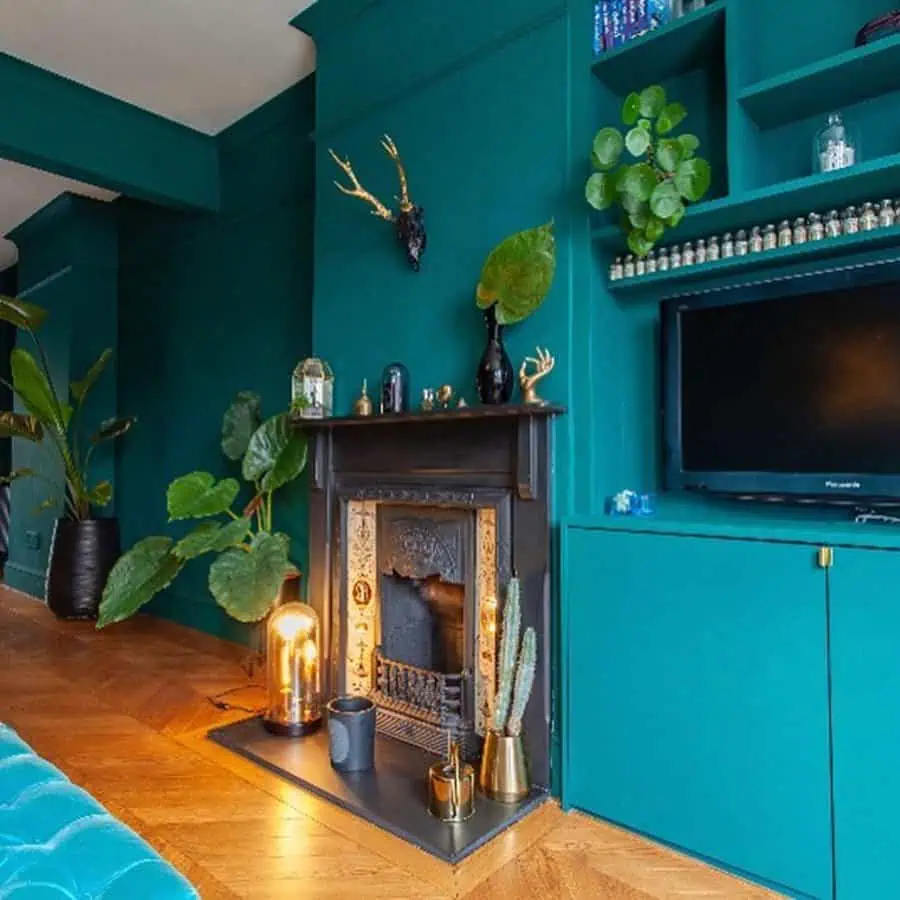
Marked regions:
[291,358,334,420]
[814,112,858,174]
[264,602,323,737]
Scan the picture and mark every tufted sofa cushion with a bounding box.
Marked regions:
[0,723,198,899]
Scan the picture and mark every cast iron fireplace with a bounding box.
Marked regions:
[210,405,561,862]
[308,405,560,787]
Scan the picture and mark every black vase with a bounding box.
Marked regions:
[46,517,121,620]
[476,305,514,404]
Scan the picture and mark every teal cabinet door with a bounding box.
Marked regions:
[829,547,900,899]
[563,528,833,899]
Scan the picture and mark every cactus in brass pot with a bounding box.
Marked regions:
[491,577,538,736]
[506,627,537,737]
[492,577,521,733]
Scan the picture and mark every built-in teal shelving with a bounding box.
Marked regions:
[739,32,900,129]
[607,220,900,298]
[590,3,724,94]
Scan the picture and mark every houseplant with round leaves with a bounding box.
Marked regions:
[97,391,306,628]
[474,222,556,404]
[585,85,712,257]
[0,294,135,618]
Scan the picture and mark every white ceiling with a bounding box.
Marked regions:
[0,0,318,270]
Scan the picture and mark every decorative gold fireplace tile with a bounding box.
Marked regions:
[346,500,378,695]
[476,507,497,735]
[343,500,498,736]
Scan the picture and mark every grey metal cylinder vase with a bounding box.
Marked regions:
[326,696,376,772]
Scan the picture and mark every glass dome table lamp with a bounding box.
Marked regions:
[263,602,323,737]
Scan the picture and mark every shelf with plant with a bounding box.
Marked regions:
[585,85,713,258]
[97,391,307,629]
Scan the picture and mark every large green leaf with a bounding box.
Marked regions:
[650,181,683,220]
[639,85,667,118]
[585,172,615,211]
[657,102,687,135]
[627,230,654,258]
[71,349,112,403]
[591,127,624,170]
[167,471,240,521]
[678,133,700,157]
[475,222,556,326]
[674,158,712,202]
[242,414,308,492]
[221,391,262,461]
[208,532,290,622]
[96,536,184,628]
[0,295,48,331]
[645,215,666,243]
[88,481,112,508]
[90,416,136,444]
[173,517,252,561]
[625,127,650,157]
[11,348,69,434]
[621,92,641,125]
[0,412,43,442]
[619,164,656,203]
[656,139,683,173]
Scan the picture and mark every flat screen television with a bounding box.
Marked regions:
[662,263,900,503]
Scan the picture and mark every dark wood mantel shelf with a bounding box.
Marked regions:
[293,403,566,428]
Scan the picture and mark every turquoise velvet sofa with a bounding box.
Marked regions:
[0,723,198,898]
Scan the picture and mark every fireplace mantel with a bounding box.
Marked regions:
[305,402,563,788]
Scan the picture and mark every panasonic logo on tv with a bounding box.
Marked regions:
[825,480,862,490]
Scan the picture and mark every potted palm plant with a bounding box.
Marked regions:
[0,295,134,618]
[96,391,306,628]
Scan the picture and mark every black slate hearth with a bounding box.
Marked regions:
[208,716,547,863]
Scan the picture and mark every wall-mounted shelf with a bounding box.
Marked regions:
[739,32,900,129]
[593,151,900,254]
[591,3,725,94]
[607,221,900,299]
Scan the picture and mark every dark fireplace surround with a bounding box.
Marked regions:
[209,406,561,862]
[308,406,559,789]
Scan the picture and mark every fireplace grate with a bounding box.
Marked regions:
[369,648,479,759]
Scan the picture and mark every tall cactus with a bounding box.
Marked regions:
[506,627,537,737]
[491,577,521,733]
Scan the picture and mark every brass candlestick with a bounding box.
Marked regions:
[519,347,555,406]
[352,379,373,417]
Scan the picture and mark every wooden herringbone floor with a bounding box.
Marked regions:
[0,588,780,899]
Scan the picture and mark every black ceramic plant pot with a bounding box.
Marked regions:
[46,517,121,620]
[476,305,514,404]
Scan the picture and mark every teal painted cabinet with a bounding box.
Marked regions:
[563,527,833,898]
[830,547,900,899]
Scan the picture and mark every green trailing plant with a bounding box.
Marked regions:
[491,577,538,737]
[584,85,712,257]
[97,391,306,628]
[0,295,134,520]
[476,222,556,325]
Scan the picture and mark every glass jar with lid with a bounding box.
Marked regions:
[814,112,858,174]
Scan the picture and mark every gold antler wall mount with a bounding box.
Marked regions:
[329,135,427,271]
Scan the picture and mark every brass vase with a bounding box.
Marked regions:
[479,730,529,803]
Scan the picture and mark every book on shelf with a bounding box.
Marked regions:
[593,0,675,56]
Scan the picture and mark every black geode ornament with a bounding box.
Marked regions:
[329,135,427,272]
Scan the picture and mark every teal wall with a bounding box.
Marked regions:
[116,78,315,641]
[5,196,118,596]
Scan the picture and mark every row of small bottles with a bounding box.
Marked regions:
[610,199,898,281]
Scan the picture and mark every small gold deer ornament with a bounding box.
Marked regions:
[519,347,555,406]
[328,135,427,271]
